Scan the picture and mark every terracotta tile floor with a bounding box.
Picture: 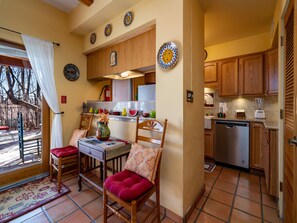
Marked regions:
[190,165,284,223]
[10,165,283,223]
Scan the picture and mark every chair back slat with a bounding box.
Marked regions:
[135,117,168,148]
[136,135,162,145]
[79,113,93,136]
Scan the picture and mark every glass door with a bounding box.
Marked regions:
[0,40,50,187]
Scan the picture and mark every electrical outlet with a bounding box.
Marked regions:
[186,90,193,103]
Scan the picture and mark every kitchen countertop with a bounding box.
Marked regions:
[210,116,278,130]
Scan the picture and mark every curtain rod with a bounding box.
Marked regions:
[0,26,60,46]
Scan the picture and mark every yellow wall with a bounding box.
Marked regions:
[0,0,99,145]
[205,32,271,61]
[183,0,205,213]
[70,0,205,217]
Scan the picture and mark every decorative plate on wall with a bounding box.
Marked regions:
[124,11,134,26]
[90,33,96,44]
[104,24,112,37]
[157,41,179,70]
[63,64,80,81]
[204,49,208,60]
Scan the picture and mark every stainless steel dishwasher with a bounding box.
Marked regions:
[214,120,249,169]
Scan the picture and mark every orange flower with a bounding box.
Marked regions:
[98,114,109,124]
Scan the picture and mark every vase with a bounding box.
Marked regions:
[96,122,110,141]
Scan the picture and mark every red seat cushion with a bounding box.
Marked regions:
[50,146,78,158]
[0,126,9,131]
[104,170,154,202]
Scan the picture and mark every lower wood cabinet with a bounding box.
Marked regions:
[250,122,264,170]
[250,122,278,197]
[265,129,278,197]
[204,129,214,158]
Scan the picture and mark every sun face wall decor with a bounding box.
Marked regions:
[157,42,179,70]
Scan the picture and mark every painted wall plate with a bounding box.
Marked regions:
[104,24,112,37]
[157,41,179,70]
[124,11,134,26]
[63,64,80,81]
[90,33,96,44]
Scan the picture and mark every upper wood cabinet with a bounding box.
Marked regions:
[204,62,217,83]
[145,72,156,84]
[86,28,156,80]
[239,54,264,95]
[218,58,239,96]
[265,48,278,95]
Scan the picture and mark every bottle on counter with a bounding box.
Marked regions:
[122,108,127,116]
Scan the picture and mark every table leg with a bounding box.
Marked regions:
[100,161,103,182]
[78,152,82,191]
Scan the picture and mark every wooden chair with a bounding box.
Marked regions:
[103,117,168,223]
[17,112,41,163]
[50,113,93,192]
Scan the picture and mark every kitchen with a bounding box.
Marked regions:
[72,0,282,221]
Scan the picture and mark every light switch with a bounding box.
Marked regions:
[186,90,193,103]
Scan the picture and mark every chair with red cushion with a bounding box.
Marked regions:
[49,113,93,192]
[103,117,168,223]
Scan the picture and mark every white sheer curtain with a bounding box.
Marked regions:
[21,34,63,149]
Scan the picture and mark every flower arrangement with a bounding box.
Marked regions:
[98,113,109,124]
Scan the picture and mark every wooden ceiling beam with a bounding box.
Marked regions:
[79,0,94,7]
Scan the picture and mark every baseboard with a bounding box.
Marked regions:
[146,185,205,223]
[0,172,49,192]
[184,185,205,222]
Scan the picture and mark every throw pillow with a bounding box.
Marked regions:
[69,129,88,147]
[124,142,163,183]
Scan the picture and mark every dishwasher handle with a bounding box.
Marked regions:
[226,125,235,129]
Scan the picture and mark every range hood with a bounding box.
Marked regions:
[103,70,144,80]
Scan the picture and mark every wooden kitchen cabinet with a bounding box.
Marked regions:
[263,129,278,197]
[204,129,214,158]
[265,48,278,95]
[86,28,156,80]
[204,62,217,83]
[218,58,239,96]
[145,72,156,84]
[239,53,264,95]
[250,122,264,170]
[204,62,218,89]
[251,122,279,197]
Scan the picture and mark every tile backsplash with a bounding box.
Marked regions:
[204,88,278,121]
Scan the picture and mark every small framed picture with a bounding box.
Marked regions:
[110,51,117,67]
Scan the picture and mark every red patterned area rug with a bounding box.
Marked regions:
[0,177,70,223]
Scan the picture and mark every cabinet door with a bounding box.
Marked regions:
[218,58,239,96]
[250,122,264,169]
[204,130,214,158]
[269,129,278,197]
[239,54,264,95]
[265,48,278,95]
[261,127,270,188]
[204,62,217,83]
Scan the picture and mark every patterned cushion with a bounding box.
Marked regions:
[124,142,162,183]
[51,145,78,158]
[104,169,153,201]
[69,129,88,147]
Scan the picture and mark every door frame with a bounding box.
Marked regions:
[280,0,296,219]
[0,99,50,186]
